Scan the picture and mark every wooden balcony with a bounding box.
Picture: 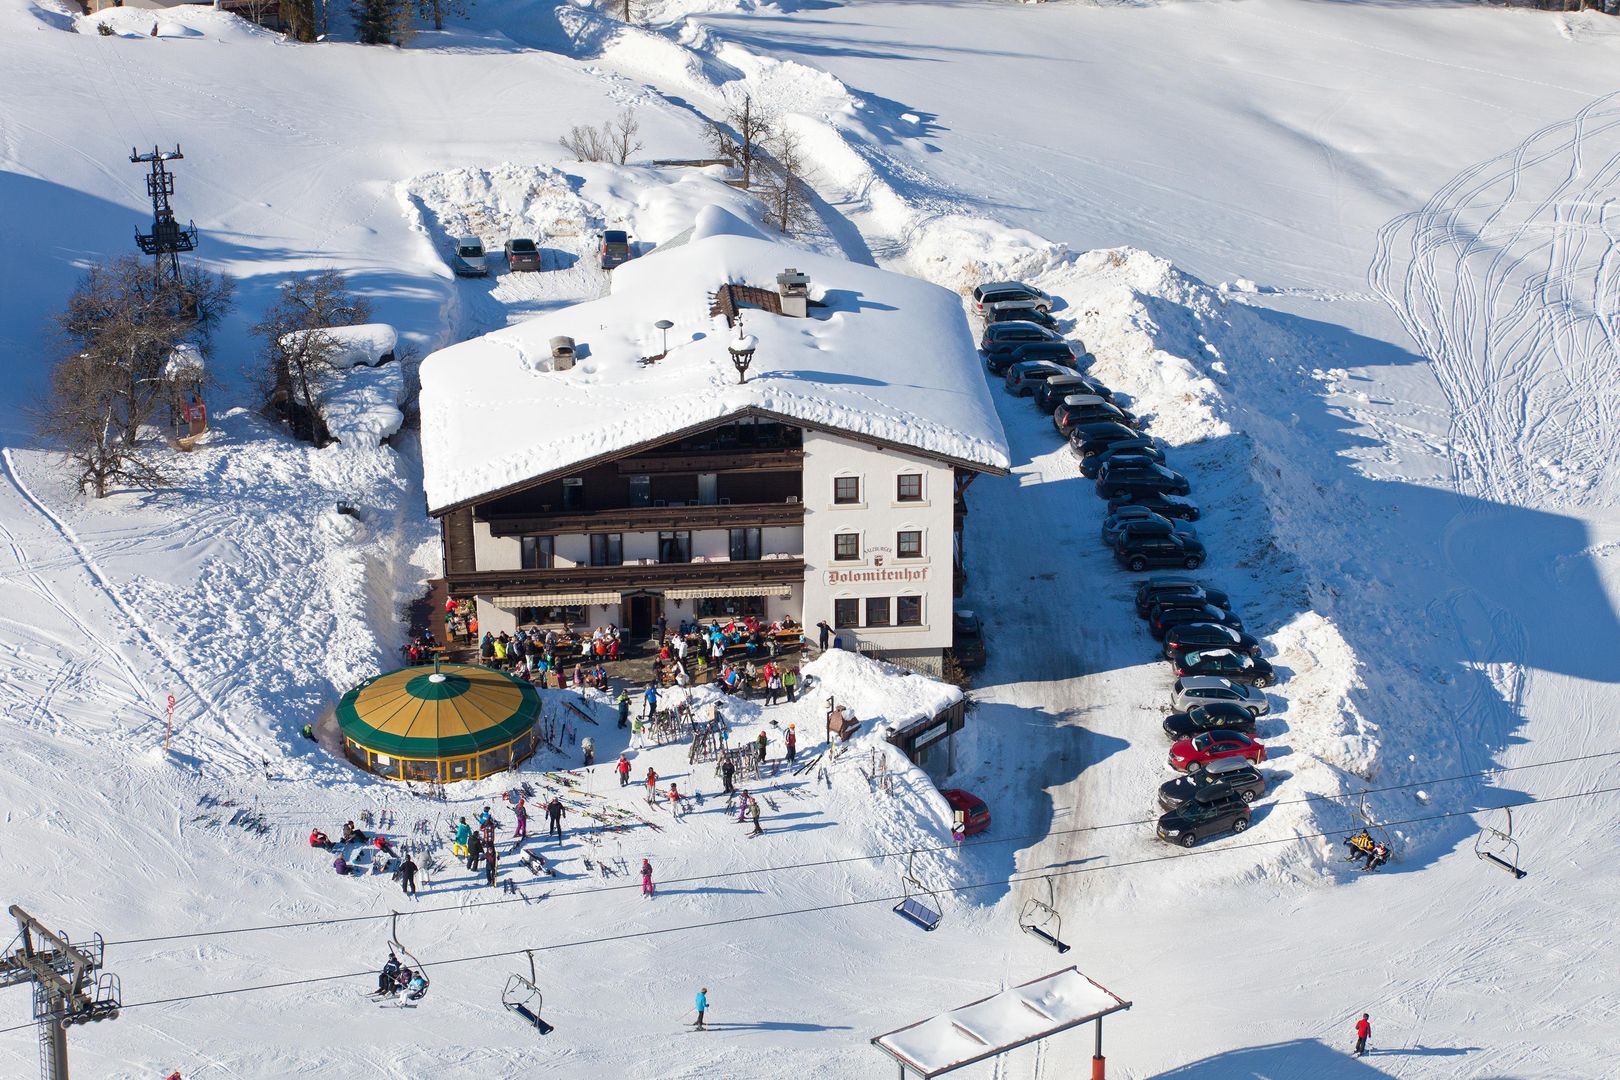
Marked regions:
[484,500,804,537]
[447,557,805,597]
[616,448,804,476]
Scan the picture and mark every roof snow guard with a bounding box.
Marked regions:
[418,205,1009,514]
[871,968,1131,1078]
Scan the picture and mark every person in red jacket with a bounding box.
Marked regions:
[1354,1013,1371,1056]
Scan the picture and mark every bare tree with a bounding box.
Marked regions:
[560,107,642,165]
[709,93,772,189]
[256,270,372,445]
[560,124,610,163]
[608,107,642,165]
[758,126,818,235]
[40,351,170,499]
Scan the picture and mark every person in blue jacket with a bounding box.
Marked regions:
[694,987,709,1030]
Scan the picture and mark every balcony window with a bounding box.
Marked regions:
[520,535,555,570]
[562,477,584,511]
[729,527,762,562]
[834,532,860,562]
[897,473,923,502]
[589,533,623,567]
[834,598,859,629]
[866,597,891,627]
[657,531,692,564]
[834,476,860,505]
[897,596,923,626]
[628,475,651,508]
[897,530,922,559]
[697,595,765,618]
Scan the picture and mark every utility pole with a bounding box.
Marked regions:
[0,907,120,1080]
[130,145,198,286]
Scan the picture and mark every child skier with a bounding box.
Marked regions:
[641,858,655,898]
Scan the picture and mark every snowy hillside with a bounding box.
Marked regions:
[3,0,1620,1078]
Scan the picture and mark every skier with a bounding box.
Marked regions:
[399,854,418,897]
[719,757,736,795]
[641,857,655,897]
[668,782,682,817]
[784,667,798,703]
[756,729,768,761]
[477,805,495,829]
[616,753,632,787]
[735,789,751,822]
[405,971,428,1001]
[644,683,660,720]
[645,767,659,800]
[545,797,566,842]
[816,620,831,652]
[513,799,528,840]
[308,828,331,850]
[694,986,709,1030]
[617,691,630,729]
[467,828,484,872]
[486,843,499,888]
[376,952,401,996]
[1362,842,1388,872]
[631,709,644,749]
[581,735,596,767]
[749,796,763,837]
[453,817,471,858]
[785,724,797,763]
[1354,1013,1371,1056]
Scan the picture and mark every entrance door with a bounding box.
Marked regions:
[697,473,718,506]
[624,594,657,640]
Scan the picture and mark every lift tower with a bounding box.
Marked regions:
[130,145,198,284]
[0,907,121,1080]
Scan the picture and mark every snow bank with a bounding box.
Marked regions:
[318,360,407,448]
[281,323,399,370]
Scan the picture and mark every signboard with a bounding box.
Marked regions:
[825,566,930,586]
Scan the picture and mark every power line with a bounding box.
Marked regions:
[2,782,1613,1039]
[105,746,1620,950]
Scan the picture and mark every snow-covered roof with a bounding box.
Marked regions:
[873,968,1130,1077]
[418,207,1009,513]
[280,323,398,370]
[164,342,205,381]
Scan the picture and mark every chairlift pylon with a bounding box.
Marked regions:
[1474,807,1528,880]
[1017,878,1070,954]
[893,849,942,932]
[502,950,554,1035]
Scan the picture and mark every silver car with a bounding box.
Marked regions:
[972,280,1052,318]
[1170,676,1270,717]
[1004,359,1073,396]
[451,236,488,277]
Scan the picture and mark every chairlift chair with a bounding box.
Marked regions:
[389,911,430,1001]
[502,951,554,1035]
[1342,793,1396,865]
[893,850,942,932]
[1474,807,1528,880]
[1017,878,1071,954]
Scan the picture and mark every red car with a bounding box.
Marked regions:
[1167,731,1265,773]
[942,789,991,836]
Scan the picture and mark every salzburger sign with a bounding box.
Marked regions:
[825,566,929,585]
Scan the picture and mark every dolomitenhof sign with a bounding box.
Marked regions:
[825,566,930,586]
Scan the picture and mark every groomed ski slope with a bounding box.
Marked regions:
[1,1,1619,1077]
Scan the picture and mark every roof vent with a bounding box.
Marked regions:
[777,268,810,318]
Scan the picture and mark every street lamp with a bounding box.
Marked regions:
[654,319,674,359]
[728,324,758,384]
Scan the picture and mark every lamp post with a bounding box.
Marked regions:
[728,325,758,383]
[654,319,673,358]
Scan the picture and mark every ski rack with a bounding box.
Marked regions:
[1474,807,1528,880]
[1018,878,1070,954]
[893,850,942,932]
[389,911,430,1001]
[502,950,554,1035]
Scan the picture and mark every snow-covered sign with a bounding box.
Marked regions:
[280,323,399,370]
[871,967,1130,1077]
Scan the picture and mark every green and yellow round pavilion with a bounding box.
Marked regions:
[337,663,541,783]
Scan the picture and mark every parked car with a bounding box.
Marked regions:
[1096,462,1190,500]
[1168,730,1266,772]
[981,320,1062,355]
[1171,676,1270,716]
[1080,438,1162,479]
[1108,490,1201,523]
[1161,701,1259,739]
[450,235,488,277]
[989,339,1083,376]
[1135,576,1230,618]
[1005,359,1075,396]
[1101,505,1163,545]
[1156,783,1251,847]
[1149,603,1244,640]
[1175,648,1276,687]
[1115,532,1205,572]
[1037,374,1113,412]
[1102,511,1195,549]
[972,281,1052,318]
[505,237,541,271]
[950,610,987,671]
[600,229,633,270]
[942,788,992,835]
[1067,422,1140,460]
[1159,757,1267,810]
[987,304,1059,331]
[1056,395,1138,434]
[1164,623,1262,660]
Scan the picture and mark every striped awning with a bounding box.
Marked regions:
[490,592,622,608]
[666,585,789,600]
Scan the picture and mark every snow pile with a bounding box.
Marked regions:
[318,361,407,448]
[280,324,399,369]
[418,205,1009,511]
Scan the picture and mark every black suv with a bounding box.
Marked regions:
[1115,533,1205,572]
[1096,462,1190,500]
[1149,602,1243,640]
[1156,783,1252,847]
[1135,576,1230,617]
[990,339,1083,375]
[1080,438,1161,479]
[981,321,1062,356]
[1159,757,1265,810]
[987,304,1059,331]
[1068,422,1142,460]
[1108,491,1201,522]
[1037,374,1112,413]
[1161,702,1258,739]
[1175,649,1277,687]
[1055,397,1138,435]
[1164,622,1262,660]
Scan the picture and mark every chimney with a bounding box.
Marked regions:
[776,268,810,318]
[550,336,576,371]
